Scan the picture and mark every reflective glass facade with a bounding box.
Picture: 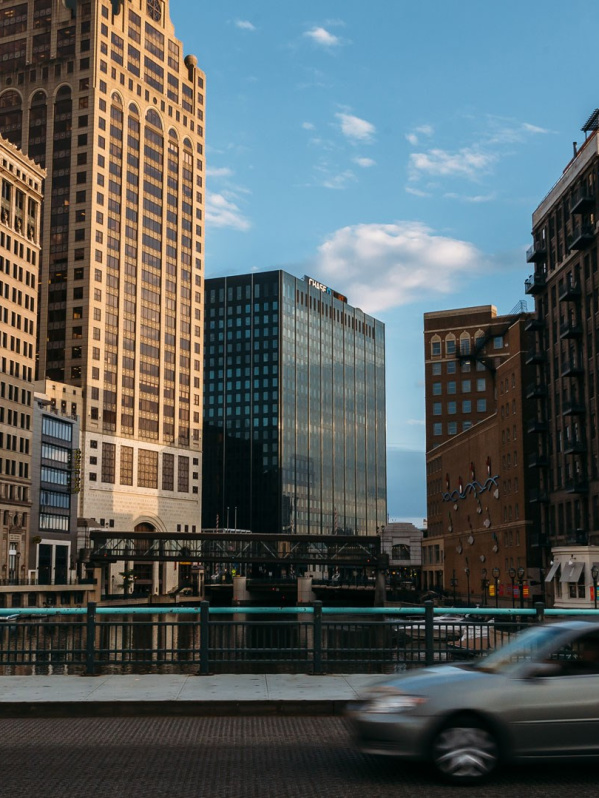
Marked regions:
[203,271,386,535]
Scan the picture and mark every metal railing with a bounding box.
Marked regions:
[0,602,597,677]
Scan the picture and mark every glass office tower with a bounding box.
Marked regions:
[203,271,387,535]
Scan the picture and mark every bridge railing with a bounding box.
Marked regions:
[0,602,596,676]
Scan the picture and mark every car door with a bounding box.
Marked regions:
[506,636,599,756]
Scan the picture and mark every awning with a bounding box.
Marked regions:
[545,561,560,582]
[560,561,584,583]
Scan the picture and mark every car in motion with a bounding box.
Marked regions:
[347,620,599,783]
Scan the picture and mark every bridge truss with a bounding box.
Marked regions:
[88,531,383,569]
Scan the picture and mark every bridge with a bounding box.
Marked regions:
[87,530,385,569]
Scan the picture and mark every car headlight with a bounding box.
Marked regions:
[363,689,427,714]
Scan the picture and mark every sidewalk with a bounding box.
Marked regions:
[0,673,383,718]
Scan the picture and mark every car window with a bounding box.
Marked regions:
[474,625,565,673]
[546,634,599,676]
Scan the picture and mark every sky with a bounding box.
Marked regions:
[169,0,599,525]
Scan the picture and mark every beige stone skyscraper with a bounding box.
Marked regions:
[0,0,205,534]
[0,135,44,579]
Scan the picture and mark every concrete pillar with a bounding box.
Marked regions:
[233,575,250,605]
[152,561,160,595]
[374,569,387,607]
[297,575,315,605]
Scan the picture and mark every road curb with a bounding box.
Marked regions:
[0,700,350,718]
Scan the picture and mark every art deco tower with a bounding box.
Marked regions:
[0,0,205,533]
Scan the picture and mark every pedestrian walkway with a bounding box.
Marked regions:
[0,673,382,717]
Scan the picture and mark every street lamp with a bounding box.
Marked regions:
[492,567,500,609]
[508,567,516,609]
[464,566,471,608]
[517,566,525,610]
[450,569,457,605]
[481,567,488,607]
[591,565,599,610]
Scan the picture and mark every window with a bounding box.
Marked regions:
[446,361,456,374]
[477,378,486,392]
[120,445,133,485]
[447,381,456,394]
[162,452,174,490]
[462,400,471,413]
[448,422,457,435]
[432,363,442,376]
[433,402,442,416]
[446,338,456,355]
[462,380,471,392]
[101,442,115,483]
[494,336,503,349]
[433,423,442,436]
[477,399,487,412]
[137,449,158,488]
[431,338,441,357]
[432,382,442,395]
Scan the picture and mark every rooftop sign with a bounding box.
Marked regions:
[304,275,347,303]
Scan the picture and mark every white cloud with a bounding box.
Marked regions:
[304,26,341,47]
[206,166,234,178]
[405,124,434,146]
[409,147,496,181]
[522,122,551,134]
[405,186,431,198]
[443,191,497,203]
[235,19,256,31]
[205,193,251,231]
[320,169,357,190]
[353,156,375,168]
[314,221,483,312]
[302,122,315,130]
[336,112,375,142]
[407,419,425,426]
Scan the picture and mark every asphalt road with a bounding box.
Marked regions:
[0,716,597,798]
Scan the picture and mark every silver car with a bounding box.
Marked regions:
[347,620,599,784]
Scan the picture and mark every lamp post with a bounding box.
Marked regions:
[481,567,488,607]
[509,567,516,609]
[517,566,525,609]
[492,567,500,609]
[464,566,471,608]
[592,565,599,610]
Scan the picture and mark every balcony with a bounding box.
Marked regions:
[528,452,549,468]
[571,187,595,215]
[526,381,547,399]
[562,399,586,416]
[529,488,549,503]
[566,529,588,545]
[527,419,548,434]
[525,348,547,365]
[559,282,582,302]
[564,479,589,494]
[526,242,547,263]
[524,317,545,332]
[568,223,595,250]
[563,438,587,455]
[524,273,547,295]
[559,320,583,339]
[562,359,584,377]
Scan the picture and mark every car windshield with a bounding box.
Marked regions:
[473,624,566,673]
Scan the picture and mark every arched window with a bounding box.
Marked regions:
[0,90,22,147]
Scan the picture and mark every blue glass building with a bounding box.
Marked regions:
[203,271,386,536]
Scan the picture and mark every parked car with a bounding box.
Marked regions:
[347,620,599,784]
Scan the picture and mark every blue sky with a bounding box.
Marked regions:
[170,1,599,525]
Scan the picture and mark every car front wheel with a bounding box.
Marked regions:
[432,718,499,784]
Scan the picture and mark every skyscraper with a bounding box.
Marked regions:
[0,0,205,533]
[202,271,387,536]
[0,135,44,580]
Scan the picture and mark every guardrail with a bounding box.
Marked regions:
[0,602,597,676]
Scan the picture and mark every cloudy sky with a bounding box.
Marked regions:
[170,0,599,525]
